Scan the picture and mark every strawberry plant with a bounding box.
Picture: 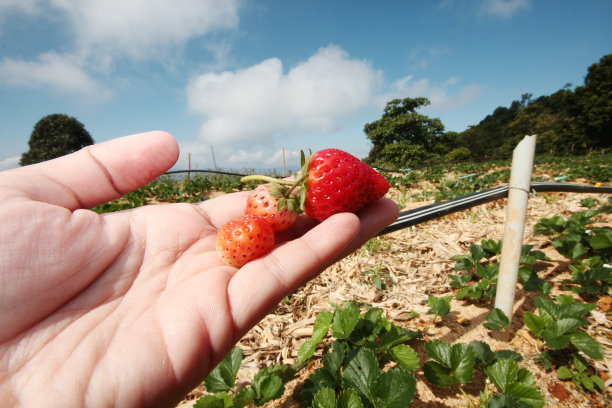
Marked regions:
[449,240,550,301]
[360,264,394,291]
[297,301,421,407]
[194,347,296,407]
[556,353,605,393]
[523,295,604,374]
[534,203,612,295]
[424,295,452,317]
[423,340,543,407]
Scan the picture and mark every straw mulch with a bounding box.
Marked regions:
[178,182,612,408]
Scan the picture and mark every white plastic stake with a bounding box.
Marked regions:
[494,135,537,326]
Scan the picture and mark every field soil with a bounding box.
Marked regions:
[178,179,611,408]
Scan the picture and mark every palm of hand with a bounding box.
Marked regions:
[0,132,398,407]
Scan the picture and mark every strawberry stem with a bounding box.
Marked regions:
[240,175,294,185]
[284,171,309,197]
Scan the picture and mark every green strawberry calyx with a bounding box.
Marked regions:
[240,150,311,214]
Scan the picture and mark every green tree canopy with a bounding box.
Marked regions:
[364,97,446,168]
[575,53,612,150]
[20,114,94,166]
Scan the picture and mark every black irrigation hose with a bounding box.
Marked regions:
[165,169,248,177]
[377,182,612,236]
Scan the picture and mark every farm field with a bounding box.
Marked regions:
[95,154,612,407]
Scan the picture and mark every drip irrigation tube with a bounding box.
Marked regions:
[377,182,612,236]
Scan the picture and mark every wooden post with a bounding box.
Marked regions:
[282,146,286,177]
[211,145,218,170]
[494,135,537,338]
[187,152,191,183]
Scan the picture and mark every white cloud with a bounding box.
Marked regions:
[59,0,240,60]
[480,0,531,19]
[0,51,112,101]
[0,156,20,171]
[388,75,481,112]
[186,45,382,145]
[0,0,241,97]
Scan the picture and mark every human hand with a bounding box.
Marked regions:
[0,131,399,407]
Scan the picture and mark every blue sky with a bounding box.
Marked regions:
[0,0,610,172]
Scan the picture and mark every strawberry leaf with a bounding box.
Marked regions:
[389,344,419,371]
[423,341,475,386]
[342,347,380,403]
[371,367,417,408]
[569,331,604,359]
[204,347,242,392]
[483,308,510,330]
[337,389,364,408]
[312,387,336,408]
[251,371,284,405]
[297,310,333,364]
[331,302,360,339]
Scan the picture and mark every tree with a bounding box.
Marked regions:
[575,53,612,150]
[364,97,445,168]
[20,114,94,166]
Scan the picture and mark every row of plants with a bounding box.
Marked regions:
[385,152,611,204]
[89,153,610,214]
[192,197,610,407]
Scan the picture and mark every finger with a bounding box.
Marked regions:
[197,191,250,228]
[336,197,399,258]
[3,131,178,209]
[227,212,361,330]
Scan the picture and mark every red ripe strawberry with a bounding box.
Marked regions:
[245,184,299,232]
[303,148,389,222]
[216,215,275,267]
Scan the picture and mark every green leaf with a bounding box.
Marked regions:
[332,302,361,339]
[469,341,495,367]
[423,361,455,387]
[451,343,476,383]
[540,329,571,349]
[553,317,587,336]
[486,359,544,407]
[193,393,232,408]
[204,347,242,393]
[424,342,475,386]
[488,393,531,408]
[481,239,503,255]
[452,254,475,271]
[424,340,452,367]
[557,366,573,380]
[251,371,284,405]
[449,274,472,288]
[590,229,612,249]
[426,295,451,316]
[312,387,336,408]
[569,331,604,359]
[233,387,256,408]
[323,341,345,377]
[337,389,364,408]
[470,244,485,262]
[390,344,420,371]
[483,308,510,330]
[590,374,605,391]
[494,350,523,363]
[371,368,417,408]
[486,359,518,394]
[298,310,333,364]
[342,348,380,403]
[506,383,545,408]
[301,368,337,407]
